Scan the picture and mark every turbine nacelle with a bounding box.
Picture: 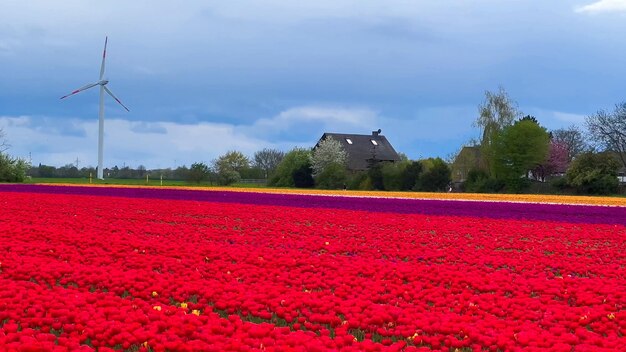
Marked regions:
[99,79,109,86]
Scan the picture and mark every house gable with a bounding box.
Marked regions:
[316,130,401,171]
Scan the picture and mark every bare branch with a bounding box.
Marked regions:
[0,128,10,153]
[586,102,626,169]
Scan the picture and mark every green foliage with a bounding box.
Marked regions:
[215,151,250,173]
[549,177,569,191]
[0,152,29,182]
[475,87,521,176]
[415,158,451,192]
[367,162,385,191]
[187,162,209,184]
[347,171,369,190]
[401,161,423,191]
[519,115,539,124]
[349,160,423,192]
[464,168,505,193]
[239,166,264,179]
[217,169,241,186]
[292,164,314,188]
[464,168,488,192]
[269,148,312,187]
[213,151,250,186]
[173,166,189,181]
[56,164,80,178]
[566,152,620,195]
[315,162,347,189]
[37,164,57,178]
[503,177,532,193]
[494,119,550,190]
[377,160,423,191]
[381,161,408,191]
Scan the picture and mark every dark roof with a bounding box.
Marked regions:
[316,131,401,171]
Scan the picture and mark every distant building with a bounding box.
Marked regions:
[451,146,481,182]
[315,129,401,171]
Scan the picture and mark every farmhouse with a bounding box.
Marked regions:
[316,130,401,171]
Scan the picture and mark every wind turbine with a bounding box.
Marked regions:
[61,37,129,180]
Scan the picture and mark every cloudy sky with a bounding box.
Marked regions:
[1,1,625,168]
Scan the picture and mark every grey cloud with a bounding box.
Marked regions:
[130,122,167,134]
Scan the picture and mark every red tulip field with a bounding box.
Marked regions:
[1,185,626,351]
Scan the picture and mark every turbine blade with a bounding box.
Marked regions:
[99,36,108,80]
[103,86,130,112]
[60,82,99,99]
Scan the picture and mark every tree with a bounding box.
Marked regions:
[381,161,408,191]
[0,153,29,182]
[415,158,451,192]
[586,102,626,170]
[268,148,312,187]
[215,151,250,174]
[214,151,250,185]
[315,162,347,189]
[464,168,505,193]
[239,166,264,179]
[493,119,550,181]
[311,137,347,177]
[57,164,80,178]
[474,87,522,176]
[292,164,314,188]
[253,148,285,179]
[566,152,620,195]
[0,128,29,182]
[519,115,539,124]
[551,125,588,162]
[377,160,421,191]
[532,140,569,182]
[137,165,147,178]
[187,162,210,184]
[401,161,423,191]
[367,162,385,190]
[173,166,190,181]
[37,164,57,178]
[217,169,241,186]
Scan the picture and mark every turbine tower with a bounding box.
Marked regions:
[61,37,129,180]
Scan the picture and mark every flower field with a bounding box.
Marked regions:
[1,185,626,351]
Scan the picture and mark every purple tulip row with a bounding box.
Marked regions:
[2,184,625,226]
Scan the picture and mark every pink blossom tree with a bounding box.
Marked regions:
[532,140,569,182]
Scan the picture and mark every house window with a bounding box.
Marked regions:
[370,139,378,146]
[345,138,353,145]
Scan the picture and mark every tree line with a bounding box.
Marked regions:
[24,148,286,185]
[460,87,625,195]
